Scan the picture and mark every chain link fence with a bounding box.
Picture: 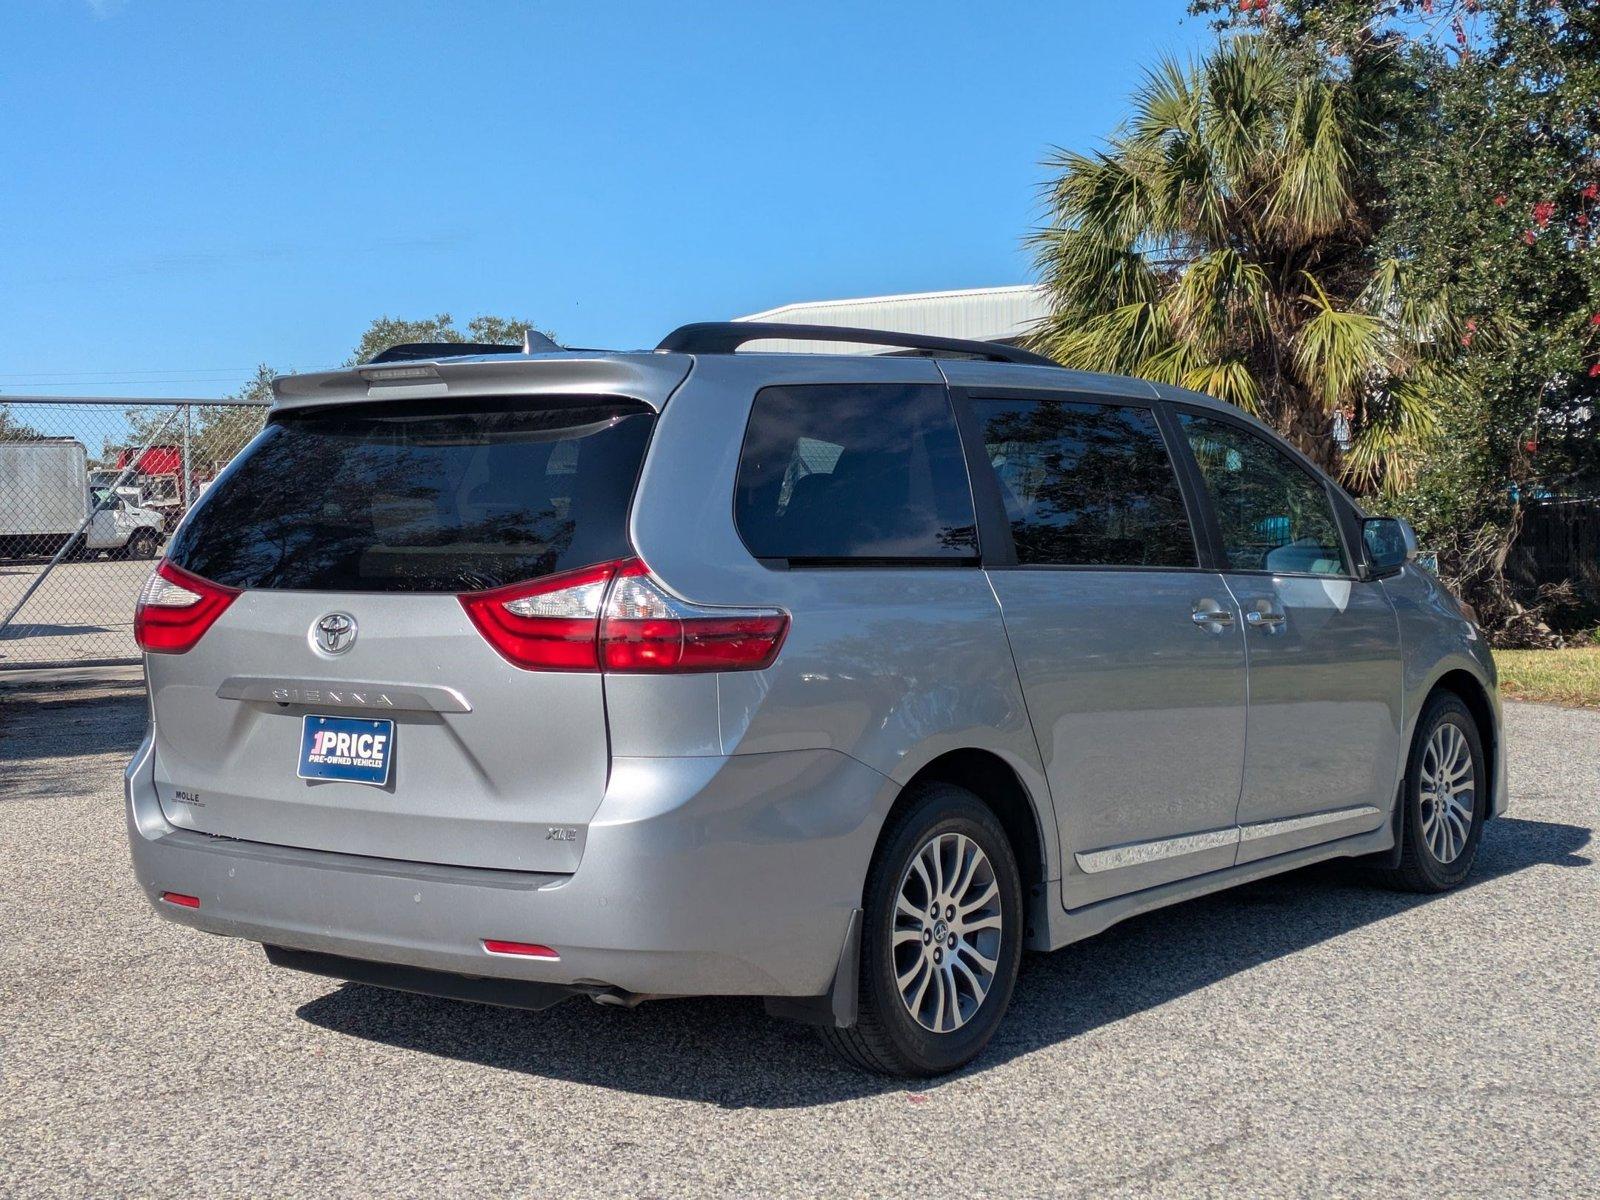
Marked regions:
[0,397,269,669]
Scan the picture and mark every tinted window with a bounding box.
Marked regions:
[1178,412,1349,576]
[169,399,653,592]
[735,384,977,562]
[976,398,1196,568]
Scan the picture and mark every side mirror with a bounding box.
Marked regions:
[1362,516,1418,577]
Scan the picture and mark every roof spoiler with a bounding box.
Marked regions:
[655,321,1055,367]
[368,329,564,364]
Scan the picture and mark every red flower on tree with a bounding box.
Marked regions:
[1583,183,1598,200]
[1532,200,1556,228]
[1590,313,1600,326]
[1590,363,1600,378]
[1493,193,1509,207]
[1522,229,1538,245]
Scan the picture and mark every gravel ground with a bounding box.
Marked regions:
[1,685,1595,1199]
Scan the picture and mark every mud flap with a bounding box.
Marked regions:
[763,907,862,1029]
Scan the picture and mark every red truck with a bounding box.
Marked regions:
[114,445,188,531]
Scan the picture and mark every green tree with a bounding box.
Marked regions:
[1194,0,1600,639]
[349,313,553,365]
[0,406,44,440]
[1029,33,1466,491]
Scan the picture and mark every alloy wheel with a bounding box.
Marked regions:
[1420,720,1476,864]
[892,832,1003,1033]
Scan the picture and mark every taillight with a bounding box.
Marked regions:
[134,561,240,654]
[459,557,788,674]
[599,559,788,672]
[458,560,618,671]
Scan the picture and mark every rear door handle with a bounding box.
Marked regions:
[1245,609,1286,627]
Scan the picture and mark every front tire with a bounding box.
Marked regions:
[822,783,1024,1077]
[1376,692,1486,893]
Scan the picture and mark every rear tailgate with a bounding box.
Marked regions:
[146,393,656,873]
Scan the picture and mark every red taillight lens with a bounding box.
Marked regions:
[599,559,788,672]
[482,939,559,959]
[134,561,240,654]
[458,557,788,674]
[458,560,620,671]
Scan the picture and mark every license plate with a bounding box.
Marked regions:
[298,715,394,786]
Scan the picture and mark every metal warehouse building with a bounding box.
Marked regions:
[734,284,1048,352]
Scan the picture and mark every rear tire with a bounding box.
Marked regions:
[821,782,1023,1077]
[125,529,160,561]
[1374,692,1485,893]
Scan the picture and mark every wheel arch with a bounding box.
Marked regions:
[888,748,1052,948]
[1427,668,1500,820]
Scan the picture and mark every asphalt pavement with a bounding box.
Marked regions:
[1,682,1595,1198]
[1,556,157,668]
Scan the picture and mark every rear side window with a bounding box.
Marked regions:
[168,398,653,592]
[734,384,978,562]
[974,397,1196,568]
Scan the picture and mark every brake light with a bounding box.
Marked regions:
[459,557,788,674]
[134,561,240,654]
[599,559,788,672]
[458,560,618,671]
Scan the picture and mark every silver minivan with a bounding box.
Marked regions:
[125,322,1503,1076]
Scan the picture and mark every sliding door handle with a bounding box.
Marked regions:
[1191,601,1235,630]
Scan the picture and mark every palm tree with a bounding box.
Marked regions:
[1028,35,1465,492]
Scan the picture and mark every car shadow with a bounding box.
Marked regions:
[293,815,1590,1108]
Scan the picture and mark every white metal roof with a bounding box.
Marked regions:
[734,284,1048,354]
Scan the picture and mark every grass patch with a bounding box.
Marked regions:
[1493,647,1600,708]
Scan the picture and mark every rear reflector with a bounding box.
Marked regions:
[459,557,788,674]
[160,891,201,909]
[482,939,560,959]
[135,560,241,654]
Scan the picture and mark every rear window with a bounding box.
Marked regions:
[734,384,978,563]
[168,398,653,592]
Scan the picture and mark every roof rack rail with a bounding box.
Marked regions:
[655,321,1056,367]
[367,329,563,364]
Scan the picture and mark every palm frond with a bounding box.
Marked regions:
[1295,271,1388,408]
[1167,247,1270,354]
[1039,300,1174,375]
[1180,359,1264,415]
[1268,76,1354,243]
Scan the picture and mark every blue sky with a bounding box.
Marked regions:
[2,0,1211,400]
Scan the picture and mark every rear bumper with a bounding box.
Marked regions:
[126,730,897,998]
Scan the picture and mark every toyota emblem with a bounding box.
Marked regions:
[313,612,357,656]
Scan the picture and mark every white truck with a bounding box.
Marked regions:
[0,439,166,561]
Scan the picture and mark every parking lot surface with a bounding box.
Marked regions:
[0,557,155,667]
[1,683,1596,1198]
